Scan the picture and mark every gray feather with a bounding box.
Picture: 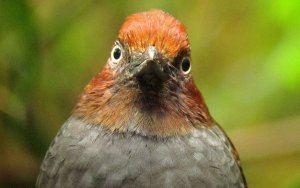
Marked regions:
[37,117,246,188]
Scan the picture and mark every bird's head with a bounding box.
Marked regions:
[73,10,214,137]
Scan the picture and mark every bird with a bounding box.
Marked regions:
[37,10,247,188]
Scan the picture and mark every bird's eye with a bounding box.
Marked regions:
[110,45,123,64]
[180,57,191,74]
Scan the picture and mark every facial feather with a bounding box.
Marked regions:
[73,10,214,137]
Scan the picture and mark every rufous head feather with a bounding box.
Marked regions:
[73,10,214,137]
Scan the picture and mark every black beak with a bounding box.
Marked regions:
[129,46,169,81]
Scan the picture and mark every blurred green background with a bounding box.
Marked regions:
[0,0,300,187]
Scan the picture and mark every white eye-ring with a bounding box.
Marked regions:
[110,45,123,64]
[180,57,191,74]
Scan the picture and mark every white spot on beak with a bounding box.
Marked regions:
[147,46,157,60]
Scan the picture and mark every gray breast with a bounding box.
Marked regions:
[37,117,245,188]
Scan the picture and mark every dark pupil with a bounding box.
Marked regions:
[113,48,121,60]
[181,59,190,72]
